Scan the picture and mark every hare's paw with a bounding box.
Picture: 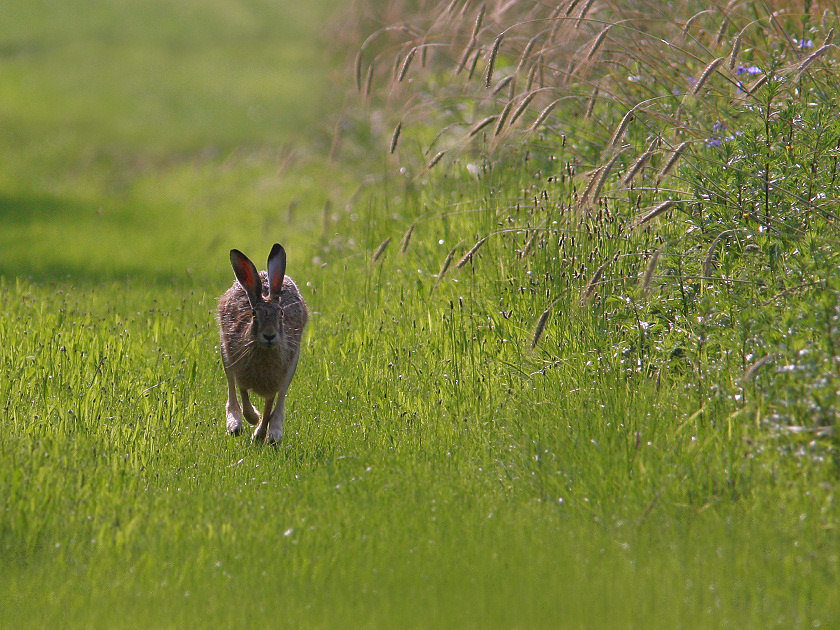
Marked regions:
[251,423,268,444]
[242,406,261,426]
[266,427,283,446]
[226,408,243,435]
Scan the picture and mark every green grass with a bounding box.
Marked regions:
[2,1,840,628]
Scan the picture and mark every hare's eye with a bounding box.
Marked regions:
[251,309,257,318]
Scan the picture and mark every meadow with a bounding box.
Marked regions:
[1,0,839,627]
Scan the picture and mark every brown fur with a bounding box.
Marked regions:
[219,272,307,394]
[218,255,308,443]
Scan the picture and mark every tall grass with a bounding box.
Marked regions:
[342,0,840,457]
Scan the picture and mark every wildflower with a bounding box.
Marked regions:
[795,39,814,49]
[735,65,763,75]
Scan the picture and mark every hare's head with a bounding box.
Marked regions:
[229,244,287,349]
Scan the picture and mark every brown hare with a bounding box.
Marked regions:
[218,244,308,444]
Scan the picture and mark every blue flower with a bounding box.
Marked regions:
[795,39,814,49]
[735,65,763,76]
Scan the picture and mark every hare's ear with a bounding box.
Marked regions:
[230,249,261,304]
[267,243,287,299]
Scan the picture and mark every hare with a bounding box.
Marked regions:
[218,244,308,444]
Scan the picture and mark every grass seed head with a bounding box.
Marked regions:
[485,34,503,88]
[580,261,607,303]
[641,248,661,295]
[531,306,552,349]
[400,223,415,253]
[397,47,417,82]
[469,115,498,137]
[796,44,833,77]
[691,56,724,95]
[631,200,678,229]
[657,141,690,181]
[390,121,402,154]
[529,99,560,132]
[456,236,488,268]
[372,236,392,263]
[428,151,446,169]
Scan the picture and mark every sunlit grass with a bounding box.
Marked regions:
[2,0,840,627]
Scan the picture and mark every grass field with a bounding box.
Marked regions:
[2,0,840,628]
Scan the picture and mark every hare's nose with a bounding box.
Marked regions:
[263,332,276,342]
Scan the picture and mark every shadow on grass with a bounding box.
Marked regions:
[0,192,231,288]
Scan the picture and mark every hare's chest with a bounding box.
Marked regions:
[237,348,292,396]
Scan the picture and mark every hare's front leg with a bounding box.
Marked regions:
[240,389,261,426]
[266,356,300,445]
[224,368,244,435]
[252,393,276,444]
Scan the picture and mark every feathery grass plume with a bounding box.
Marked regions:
[509,91,537,126]
[529,99,561,132]
[714,15,729,47]
[703,230,732,277]
[729,27,745,69]
[428,151,446,169]
[531,306,552,349]
[575,0,595,28]
[623,138,658,185]
[579,166,604,206]
[397,47,417,82]
[400,223,415,253]
[691,57,724,95]
[354,50,363,92]
[372,236,392,263]
[516,33,540,75]
[364,65,374,98]
[525,64,542,92]
[485,34,504,88]
[608,107,637,148]
[682,9,711,37]
[823,28,835,47]
[746,74,768,95]
[796,44,833,77]
[456,37,477,74]
[494,101,513,135]
[580,261,607,303]
[471,4,486,41]
[392,54,402,82]
[520,228,538,258]
[590,150,624,202]
[640,248,661,296]
[587,25,612,60]
[631,200,677,229]
[467,47,482,80]
[584,87,599,119]
[389,121,402,154]
[456,236,488,268]
[491,75,513,96]
[432,241,463,290]
[469,115,498,137]
[742,354,775,382]
[564,0,582,17]
[657,141,690,181]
